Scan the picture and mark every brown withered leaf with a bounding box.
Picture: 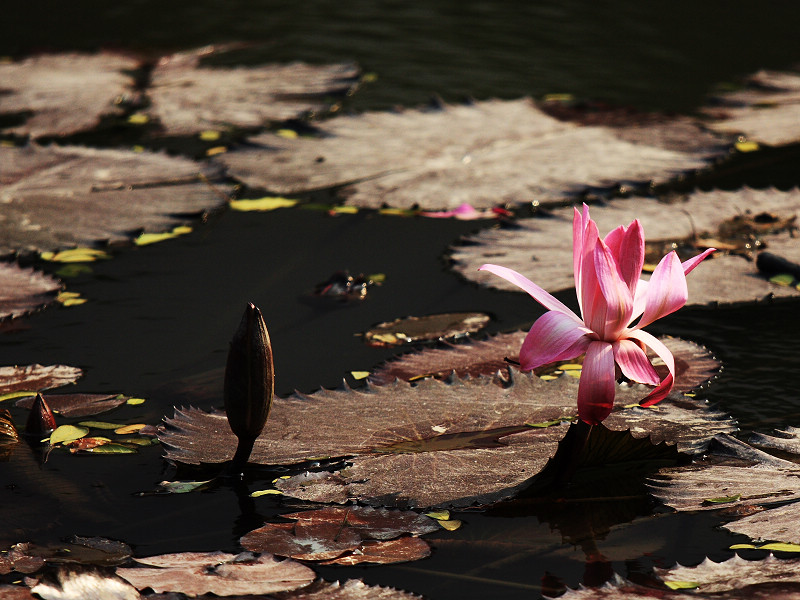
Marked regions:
[16,393,129,418]
[0,262,61,320]
[369,332,720,393]
[160,371,734,508]
[217,98,713,210]
[0,144,232,257]
[116,551,314,596]
[31,564,141,600]
[0,585,36,600]
[276,579,423,600]
[363,312,490,347]
[452,188,800,306]
[705,69,800,147]
[147,47,359,135]
[0,544,45,575]
[750,426,800,455]
[321,538,431,566]
[0,364,82,396]
[0,52,138,139]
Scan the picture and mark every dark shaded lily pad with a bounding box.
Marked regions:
[369,332,720,392]
[160,371,734,508]
[363,312,490,347]
[451,188,800,305]
[216,98,715,210]
[0,52,138,139]
[116,551,315,596]
[705,69,800,147]
[0,262,61,319]
[0,364,82,397]
[0,144,232,257]
[16,393,130,418]
[147,47,359,135]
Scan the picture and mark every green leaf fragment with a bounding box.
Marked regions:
[758,542,800,552]
[50,425,90,445]
[78,421,123,430]
[0,390,36,403]
[769,273,796,286]
[134,226,192,246]
[250,489,283,497]
[86,443,137,454]
[229,197,299,212]
[126,398,146,406]
[703,494,741,504]
[664,581,700,591]
[158,479,215,494]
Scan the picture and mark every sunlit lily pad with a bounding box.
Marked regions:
[0,144,232,256]
[116,551,315,596]
[452,188,800,305]
[147,46,359,135]
[0,364,82,398]
[0,52,138,139]
[31,565,140,600]
[0,262,61,319]
[705,69,800,146]
[363,312,491,347]
[160,371,734,508]
[217,98,715,210]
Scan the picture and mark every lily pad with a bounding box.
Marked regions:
[0,144,232,257]
[276,579,423,600]
[363,312,491,347]
[0,364,82,397]
[116,551,315,596]
[31,565,140,600]
[0,52,138,139]
[705,69,800,147]
[369,332,720,392]
[216,98,715,210]
[16,393,130,418]
[451,188,800,305]
[0,262,61,320]
[147,47,359,135]
[160,371,734,508]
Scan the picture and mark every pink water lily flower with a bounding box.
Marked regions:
[480,205,714,425]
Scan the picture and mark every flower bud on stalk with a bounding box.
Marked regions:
[224,303,274,473]
[24,393,57,437]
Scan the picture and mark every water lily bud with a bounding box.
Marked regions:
[224,303,274,471]
[24,393,57,437]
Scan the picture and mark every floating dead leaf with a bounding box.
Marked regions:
[147,47,359,135]
[452,188,800,306]
[161,371,734,508]
[321,537,431,566]
[116,551,314,596]
[17,394,130,418]
[0,52,138,139]
[312,271,383,303]
[0,364,82,398]
[705,69,800,147]
[277,579,423,600]
[31,564,141,600]
[0,144,232,257]
[217,98,714,210]
[369,332,719,392]
[0,409,19,446]
[0,544,45,575]
[0,262,61,319]
[363,312,490,347]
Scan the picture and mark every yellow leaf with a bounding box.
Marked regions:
[438,519,462,531]
[50,425,89,445]
[379,208,416,216]
[114,424,147,435]
[199,130,221,141]
[0,390,36,402]
[135,226,192,246]
[370,333,398,345]
[229,197,299,212]
[0,140,15,148]
[361,72,378,83]
[769,273,795,286]
[564,370,581,379]
[559,364,582,371]
[424,510,450,520]
[57,292,87,306]
[539,375,558,381]
[350,371,370,380]
[205,146,227,157]
[250,489,283,497]
[664,581,699,591]
[729,543,757,550]
[128,113,149,124]
[276,129,298,139]
[735,140,760,153]
[132,145,144,153]
[329,205,359,214]
[758,542,800,552]
[41,248,111,262]
[126,398,146,405]
[543,93,575,102]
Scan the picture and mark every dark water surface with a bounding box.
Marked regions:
[2,2,800,598]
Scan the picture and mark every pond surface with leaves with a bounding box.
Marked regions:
[2,2,800,599]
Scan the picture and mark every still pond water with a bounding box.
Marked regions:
[2,2,800,598]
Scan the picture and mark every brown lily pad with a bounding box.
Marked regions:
[705,69,800,147]
[160,371,734,508]
[321,538,431,566]
[363,312,490,347]
[216,98,714,210]
[116,551,315,596]
[0,52,138,139]
[451,188,800,306]
[147,47,359,135]
[16,393,129,418]
[277,579,423,600]
[0,262,61,320]
[369,332,720,393]
[0,144,232,257]
[0,364,82,397]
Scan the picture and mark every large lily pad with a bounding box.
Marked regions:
[216,98,717,210]
[705,69,800,147]
[451,188,800,305]
[0,263,60,319]
[0,53,138,139]
[0,364,82,396]
[147,47,360,135]
[160,371,734,508]
[0,144,233,256]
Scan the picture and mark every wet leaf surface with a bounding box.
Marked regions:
[30,564,141,600]
[0,364,82,397]
[0,52,138,139]
[147,47,359,135]
[273,578,423,600]
[116,551,315,596]
[363,312,491,346]
[0,262,61,319]
[369,332,720,392]
[161,371,734,507]
[0,144,232,257]
[217,98,715,210]
[705,69,800,146]
[17,393,130,418]
[452,188,800,305]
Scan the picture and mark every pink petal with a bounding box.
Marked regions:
[602,223,627,264]
[627,329,675,406]
[578,218,604,328]
[573,206,588,311]
[618,219,645,295]
[519,311,593,370]
[637,251,687,329]
[593,239,633,339]
[613,339,660,386]
[682,248,716,276]
[577,341,616,425]
[478,264,582,322]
